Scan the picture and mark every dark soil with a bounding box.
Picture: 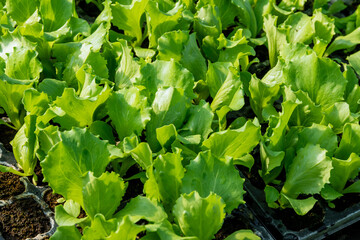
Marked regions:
[215,208,252,239]
[44,190,62,211]
[248,44,270,79]
[120,165,144,209]
[274,203,325,231]
[78,208,87,219]
[0,198,51,240]
[0,172,25,200]
[0,124,16,152]
[237,147,265,190]
[227,96,257,126]
[332,193,360,212]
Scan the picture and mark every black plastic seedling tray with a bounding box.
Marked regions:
[0,144,57,240]
[229,203,276,240]
[241,172,360,240]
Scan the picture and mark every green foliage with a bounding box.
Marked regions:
[1,1,359,238]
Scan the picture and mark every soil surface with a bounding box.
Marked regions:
[0,198,51,240]
[0,124,16,151]
[0,172,25,200]
[274,203,325,231]
[332,193,360,212]
[215,208,252,239]
[44,190,62,211]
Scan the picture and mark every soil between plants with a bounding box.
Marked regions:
[0,172,25,200]
[215,208,252,239]
[44,190,62,211]
[0,124,16,152]
[332,193,360,212]
[0,198,51,240]
[274,203,325,231]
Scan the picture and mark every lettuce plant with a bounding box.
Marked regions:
[0,0,360,239]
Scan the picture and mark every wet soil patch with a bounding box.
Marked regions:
[274,203,325,231]
[44,190,62,211]
[0,172,25,200]
[0,198,51,240]
[0,124,16,152]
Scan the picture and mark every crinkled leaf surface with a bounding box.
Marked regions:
[202,121,260,168]
[173,191,225,240]
[146,87,190,151]
[115,196,167,223]
[181,151,245,213]
[282,144,332,197]
[41,128,111,205]
[107,87,150,140]
[82,171,127,219]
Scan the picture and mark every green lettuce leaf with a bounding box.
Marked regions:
[321,102,353,134]
[5,0,39,25]
[282,44,347,109]
[52,85,111,129]
[210,67,244,112]
[335,123,360,160]
[54,202,87,226]
[173,191,225,240]
[114,40,141,89]
[202,121,260,168]
[348,50,360,75]
[325,27,360,56]
[282,144,332,198]
[39,0,73,32]
[107,216,145,239]
[81,214,118,240]
[136,59,195,101]
[82,171,127,219]
[157,30,207,81]
[179,100,213,142]
[111,0,149,46]
[41,128,111,205]
[280,194,318,216]
[312,9,335,56]
[181,151,245,213]
[50,226,82,240]
[330,153,360,193]
[146,0,187,48]
[194,4,221,41]
[107,87,151,140]
[225,230,260,240]
[297,124,338,157]
[130,142,153,170]
[145,151,185,211]
[196,0,238,30]
[146,87,190,151]
[115,196,168,223]
[10,114,38,175]
[206,61,232,99]
[22,88,50,116]
[249,73,281,122]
